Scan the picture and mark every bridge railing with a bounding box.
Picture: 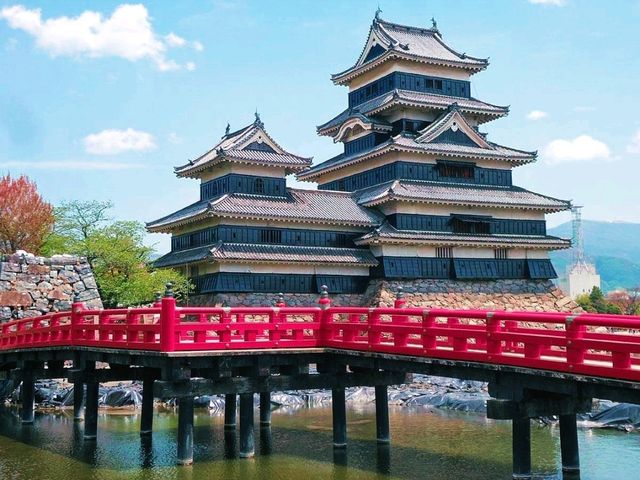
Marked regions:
[1,285,640,381]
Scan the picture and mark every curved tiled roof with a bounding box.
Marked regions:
[298,133,535,181]
[153,245,214,268]
[210,243,378,266]
[317,89,507,135]
[175,119,312,178]
[207,189,383,226]
[146,188,384,233]
[332,18,488,85]
[356,223,570,250]
[355,180,571,212]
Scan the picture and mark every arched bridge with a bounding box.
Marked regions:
[2,285,640,479]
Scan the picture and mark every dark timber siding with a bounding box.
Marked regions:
[171,226,363,252]
[200,174,286,200]
[387,214,546,236]
[318,161,512,191]
[192,273,369,294]
[373,257,557,280]
[348,72,471,108]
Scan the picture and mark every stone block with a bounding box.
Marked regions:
[77,289,99,302]
[0,271,15,282]
[48,287,70,301]
[26,264,49,275]
[58,269,80,283]
[52,300,72,311]
[81,275,98,289]
[73,281,86,293]
[0,291,33,307]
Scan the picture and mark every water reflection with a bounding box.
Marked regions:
[0,406,637,479]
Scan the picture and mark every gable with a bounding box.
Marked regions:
[363,43,386,64]
[244,141,276,153]
[416,109,491,149]
[430,127,478,147]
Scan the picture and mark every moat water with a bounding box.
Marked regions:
[0,405,637,480]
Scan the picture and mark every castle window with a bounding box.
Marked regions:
[436,247,453,258]
[495,248,509,259]
[437,161,475,179]
[255,178,264,194]
[451,215,491,235]
[260,229,282,244]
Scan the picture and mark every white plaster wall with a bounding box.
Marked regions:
[199,163,286,182]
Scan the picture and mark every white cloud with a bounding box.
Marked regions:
[84,128,157,155]
[526,110,548,120]
[192,40,204,52]
[168,132,183,144]
[627,129,640,154]
[185,61,196,71]
[0,4,197,71]
[165,32,186,47]
[543,135,611,165]
[528,0,566,5]
[0,160,142,170]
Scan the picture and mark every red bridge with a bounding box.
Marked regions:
[2,284,640,479]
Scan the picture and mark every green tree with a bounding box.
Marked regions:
[577,286,622,314]
[42,200,190,307]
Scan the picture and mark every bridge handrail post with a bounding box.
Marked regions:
[318,285,332,345]
[160,283,177,352]
[393,286,408,348]
[565,315,585,369]
[71,297,85,346]
[485,312,502,359]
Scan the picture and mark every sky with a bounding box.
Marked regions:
[1,0,639,255]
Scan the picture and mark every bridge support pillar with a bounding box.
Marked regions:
[140,376,154,436]
[239,393,255,458]
[332,387,347,448]
[84,380,99,440]
[559,414,580,474]
[225,394,237,429]
[73,382,84,421]
[375,385,390,444]
[177,396,194,465]
[512,418,531,480]
[20,369,35,424]
[259,392,271,426]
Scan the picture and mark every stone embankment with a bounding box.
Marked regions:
[190,279,581,314]
[0,253,102,321]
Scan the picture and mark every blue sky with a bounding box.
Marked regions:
[1,0,639,254]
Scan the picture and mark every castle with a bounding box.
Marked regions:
[147,15,576,311]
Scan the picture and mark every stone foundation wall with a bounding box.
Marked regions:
[188,292,365,307]
[366,279,582,313]
[188,279,580,313]
[0,253,102,321]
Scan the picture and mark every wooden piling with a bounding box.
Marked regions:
[224,393,237,429]
[332,387,347,448]
[375,385,390,443]
[559,414,580,474]
[177,396,194,465]
[239,393,255,458]
[512,418,531,479]
[259,392,271,426]
[140,376,154,436]
[84,380,99,440]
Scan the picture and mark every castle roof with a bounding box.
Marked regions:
[300,120,535,182]
[355,180,571,213]
[332,17,488,85]
[175,116,312,178]
[317,90,507,135]
[146,188,384,233]
[153,242,378,268]
[356,222,570,250]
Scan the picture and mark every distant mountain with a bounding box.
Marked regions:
[548,221,640,292]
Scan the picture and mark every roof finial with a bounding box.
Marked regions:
[255,109,261,124]
[225,122,230,136]
[375,5,382,20]
[431,16,438,30]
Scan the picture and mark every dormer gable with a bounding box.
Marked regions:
[175,114,312,179]
[415,105,491,149]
